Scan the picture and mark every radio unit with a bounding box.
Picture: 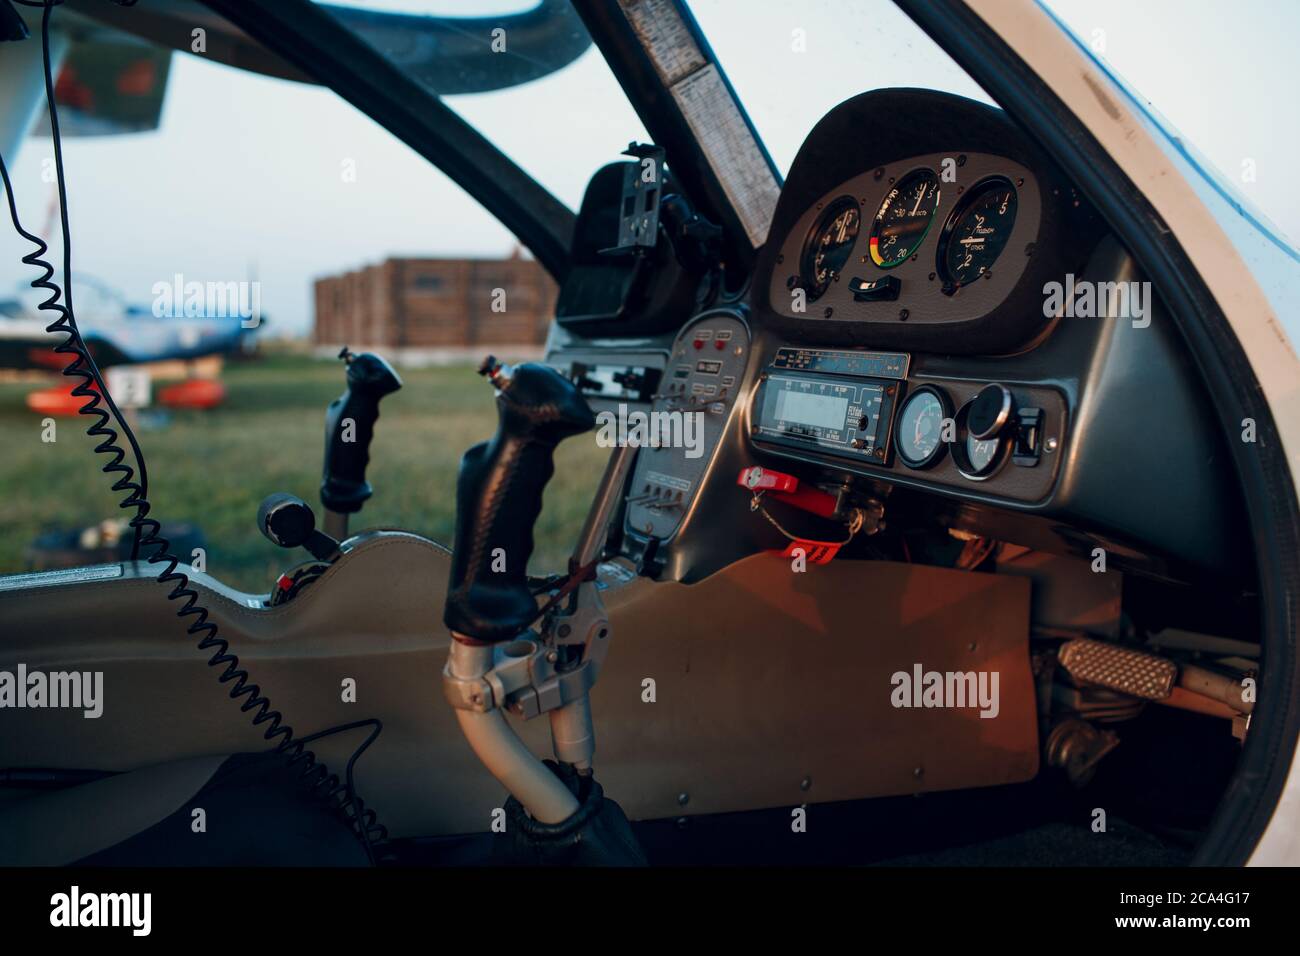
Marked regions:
[751,348,909,464]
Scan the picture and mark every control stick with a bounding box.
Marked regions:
[443,355,595,642]
[441,355,644,864]
[320,348,403,541]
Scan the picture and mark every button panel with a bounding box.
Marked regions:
[627,312,750,542]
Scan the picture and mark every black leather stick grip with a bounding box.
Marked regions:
[444,362,596,643]
[321,352,402,514]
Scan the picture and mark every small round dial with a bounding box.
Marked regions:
[963,432,1003,476]
[939,177,1018,288]
[869,168,940,268]
[800,196,860,301]
[895,386,951,469]
[955,397,1009,480]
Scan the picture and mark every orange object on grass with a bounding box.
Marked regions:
[158,378,225,409]
[25,381,94,416]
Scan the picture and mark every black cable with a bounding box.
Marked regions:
[0,0,386,861]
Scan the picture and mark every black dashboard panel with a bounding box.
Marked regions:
[551,89,1248,584]
[728,236,1249,583]
[723,90,1245,580]
[754,89,1099,355]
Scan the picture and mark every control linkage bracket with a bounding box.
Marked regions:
[442,578,612,718]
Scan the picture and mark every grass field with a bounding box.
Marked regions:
[0,352,609,592]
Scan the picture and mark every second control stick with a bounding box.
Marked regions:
[320,348,403,540]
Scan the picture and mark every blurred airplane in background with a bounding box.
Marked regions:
[0,276,258,372]
[0,7,262,407]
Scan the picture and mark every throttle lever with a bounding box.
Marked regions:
[321,347,403,540]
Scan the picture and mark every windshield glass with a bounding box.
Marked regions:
[314,0,649,210]
[686,0,993,176]
[1040,0,1299,246]
[690,0,1297,246]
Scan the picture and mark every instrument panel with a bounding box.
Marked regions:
[749,348,1065,503]
[755,89,1097,356]
[577,88,1244,582]
[625,310,750,542]
[771,151,1043,338]
[738,90,1102,507]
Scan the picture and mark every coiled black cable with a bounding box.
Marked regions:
[2,0,387,861]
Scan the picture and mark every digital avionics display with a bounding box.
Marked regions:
[774,389,849,430]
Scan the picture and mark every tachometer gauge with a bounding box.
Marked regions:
[895,385,951,469]
[868,168,940,268]
[938,177,1018,288]
[800,196,860,301]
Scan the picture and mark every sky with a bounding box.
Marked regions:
[1,0,1295,337]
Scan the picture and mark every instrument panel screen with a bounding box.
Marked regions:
[774,389,851,432]
[755,371,897,462]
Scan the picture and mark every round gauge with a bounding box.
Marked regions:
[800,196,861,301]
[895,385,951,469]
[938,177,1018,288]
[868,168,941,268]
[955,398,1008,479]
[962,433,1004,477]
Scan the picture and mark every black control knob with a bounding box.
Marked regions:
[967,383,1015,440]
[258,493,340,561]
